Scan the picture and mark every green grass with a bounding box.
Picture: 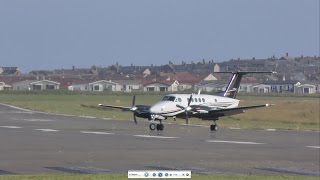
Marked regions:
[0,91,319,131]
[0,174,319,180]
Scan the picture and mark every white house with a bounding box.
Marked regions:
[88,80,121,92]
[12,80,60,91]
[0,82,12,90]
[294,82,318,94]
[252,84,272,93]
[68,84,89,91]
[238,83,257,93]
[194,81,227,92]
[30,80,60,90]
[143,80,179,92]
[113,80,141,92]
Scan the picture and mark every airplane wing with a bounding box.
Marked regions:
[208,104,272,117]
[98,104,132,111]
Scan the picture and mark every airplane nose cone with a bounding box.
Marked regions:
[150,106,161,113]
[150,102,166,113]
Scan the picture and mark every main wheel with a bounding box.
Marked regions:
[149,123,156,131]
[159,124,164,131]
[210,124,217,131]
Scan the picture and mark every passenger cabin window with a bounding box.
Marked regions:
[178,98,182,102]
[195,98,198,102]
[198,98,201,102]
[162,96,176,102]
[202,98,205,102]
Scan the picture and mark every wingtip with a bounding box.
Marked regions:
[266,104,275,107]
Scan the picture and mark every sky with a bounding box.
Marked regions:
[0,0,319,73]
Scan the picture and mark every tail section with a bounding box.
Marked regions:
[216,71,275,99]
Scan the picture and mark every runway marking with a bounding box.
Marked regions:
[206,140,265,145]
[0,103,32,112]
[265,128,276,131]
[23,119,54,122]
[80,131,114,135]
[133,135,178,139]
[306,146,320,149]
[79,116,96,119]
[0,126,23,129]
[34,129,59,132]
[229,127,241,130]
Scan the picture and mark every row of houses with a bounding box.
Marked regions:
[1,78,319,94]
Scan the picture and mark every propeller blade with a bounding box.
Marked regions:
[176,104,185,109]
[132,95,136,107]
[133,113,137,124]
[187,95,193,106]
[132,95,137,124]
[185,111,189,124]
[185,94,193,124]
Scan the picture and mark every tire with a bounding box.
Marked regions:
[210,124,217,131]
[159,124,164,131]
[156,124,160,131]
[149,123,156,131]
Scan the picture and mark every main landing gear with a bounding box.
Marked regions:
[149,119,164,131]
[210,121,218,131]
[149,123,164,131]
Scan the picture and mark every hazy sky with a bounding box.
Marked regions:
[0,0,319,72]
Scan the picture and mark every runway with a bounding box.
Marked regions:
[0,103,319,176]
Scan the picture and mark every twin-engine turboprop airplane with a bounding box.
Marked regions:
[99,71,275,131]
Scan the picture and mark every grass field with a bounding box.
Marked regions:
[0,174,319,180]
[0,91,319,130]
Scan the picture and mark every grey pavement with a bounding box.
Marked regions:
[0,103,319,176]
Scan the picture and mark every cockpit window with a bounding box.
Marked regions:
[162,96,176,102]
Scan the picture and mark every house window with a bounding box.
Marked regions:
[33,85,42,90]
[303,88,309,94]
[94,85,100,91]
[159,87,167,92]
[46,84,55,90]
[147,87,155,91]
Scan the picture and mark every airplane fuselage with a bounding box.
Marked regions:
[149,94,239,119]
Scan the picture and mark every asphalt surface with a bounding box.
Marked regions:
[0,103,319,176]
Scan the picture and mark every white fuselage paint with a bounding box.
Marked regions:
[149,94,239,118]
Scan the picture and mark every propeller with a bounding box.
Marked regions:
[176,94,193,124]
[129,95,138,124]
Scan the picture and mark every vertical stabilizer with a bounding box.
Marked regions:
[217,71,275,99]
